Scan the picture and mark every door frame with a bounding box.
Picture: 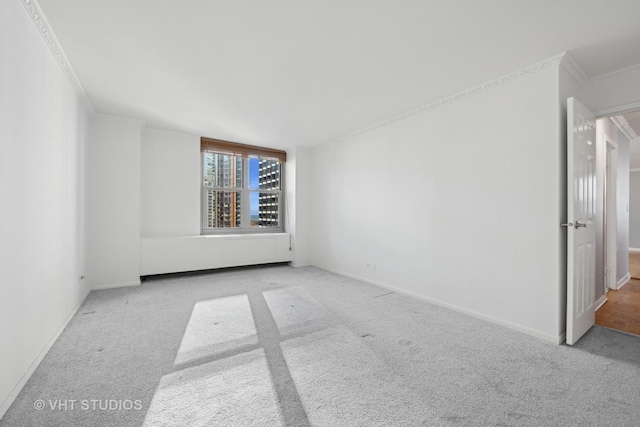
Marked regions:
[565,99,637,344]
[603,136,618,291]
[594,102,637,295]
[594,100,640,118]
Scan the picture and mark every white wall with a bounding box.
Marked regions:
[286,146,312,267]
[141,128,200,237]
[87,115,142,289]
[630,170,640,249]
[594,118,630,294]
[593,120,607,301]
[616,133,630,284]
[311,65,564,342]
[0,0,91,417]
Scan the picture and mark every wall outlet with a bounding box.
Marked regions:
[366,262,376,269]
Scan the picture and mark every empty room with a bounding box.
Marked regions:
[3,0,640,426]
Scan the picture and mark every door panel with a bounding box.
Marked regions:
[566,97,597,345]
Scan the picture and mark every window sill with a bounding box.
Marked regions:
[199,231,288,238]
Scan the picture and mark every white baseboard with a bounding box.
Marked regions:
[617,273,631,290]
[629,248,640,252]
[595,294,608,311]
[91,279,141,291]
[557,332,566,345]
[314,265,564,345]
[289,260,312,268]
[0,289,90,420]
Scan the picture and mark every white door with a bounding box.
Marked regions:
[566,97,597,345]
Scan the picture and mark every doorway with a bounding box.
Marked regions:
[593,110,640,336]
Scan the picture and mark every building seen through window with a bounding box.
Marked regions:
[201,138,285,234]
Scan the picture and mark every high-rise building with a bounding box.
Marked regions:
[257,159,280,227]
[204,153,242,228]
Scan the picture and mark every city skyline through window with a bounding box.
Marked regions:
[202,150,283,233]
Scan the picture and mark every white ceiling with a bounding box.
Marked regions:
[38,0,640,149]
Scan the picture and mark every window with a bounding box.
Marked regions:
[201,137,286,234]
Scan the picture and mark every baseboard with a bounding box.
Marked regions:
[289,260,312,268]
[314,265,564,345]
[91,279,141,291]
[629,248,640,253]
[617,273,631,290]
[557,332,566,345]
[595,294,608,311]
[0,289,90,420]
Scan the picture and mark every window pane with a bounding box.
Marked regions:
[249,157,260,189]
[205,190,242,228]
[203,153,242,188]
[250,192,279,228]
[249,158,280,190]
[250,191,259,226]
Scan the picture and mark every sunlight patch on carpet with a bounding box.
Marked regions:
[263,287,328,335]
[174,295,258,365]
[144,349,282,427]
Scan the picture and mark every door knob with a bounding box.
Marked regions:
[561,222,587,229]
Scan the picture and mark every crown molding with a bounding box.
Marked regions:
[322,53,565,146]
[322,51,640,146]
[590,62,640,86]
[560,51,640,88]
[20,0,94,112]
[610,115,638,142]
[559,52,590,87]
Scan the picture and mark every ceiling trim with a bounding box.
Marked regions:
[322,53,566,146]
[595,100,640,118]
[559,53,590,86]
[561,52,640,88]
[20,0,94,112]
[590,62,640,86]
[610,115,638,142]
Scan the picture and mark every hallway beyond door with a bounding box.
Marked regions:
[595,252,640,335]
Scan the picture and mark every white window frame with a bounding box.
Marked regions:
[201,153,284,235]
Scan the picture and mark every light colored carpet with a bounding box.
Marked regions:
[2,265,640,426]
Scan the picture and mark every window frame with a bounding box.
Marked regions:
[200,139,285,235]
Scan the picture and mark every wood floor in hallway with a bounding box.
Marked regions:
[595,252,640,335]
